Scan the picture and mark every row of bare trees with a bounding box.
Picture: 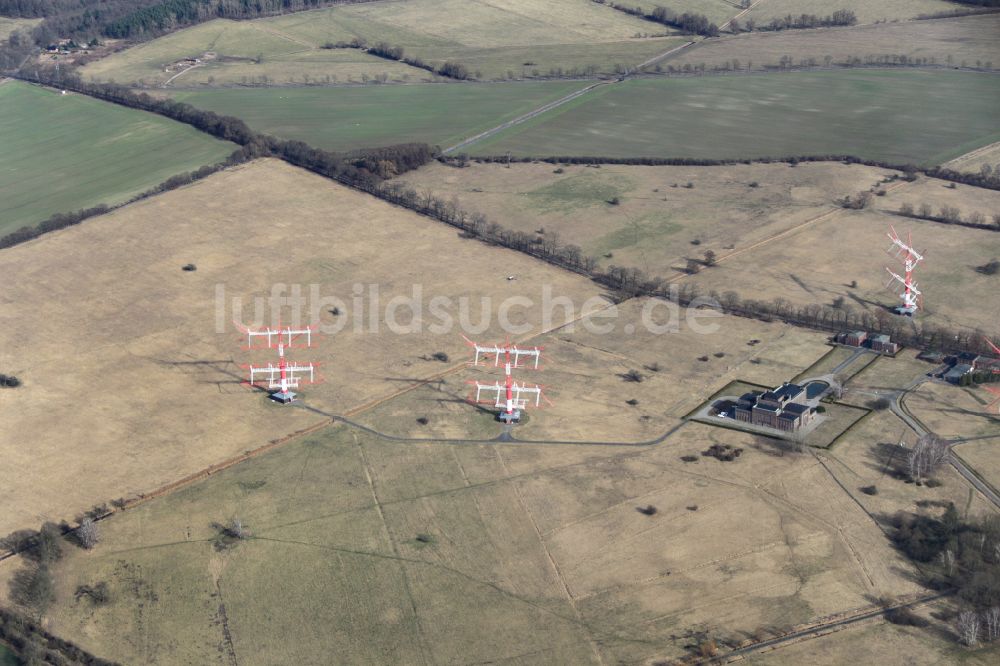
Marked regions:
[957,607,1000,647]
[899,202,1000,230]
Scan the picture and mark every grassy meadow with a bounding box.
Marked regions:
[467,70,1000,165]
[0,81,234,234]
[169,80,586,151]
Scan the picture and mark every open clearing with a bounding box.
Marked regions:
[744,0,966,26]
[0,157,609,538]
[0,81,234,235]
[466,70,1000,165]
[23,414,930,664]
[0,16,40,41]
[397,160,894,272]
[84,0,687,85]
[169,80,585,151]
[664,14,1000,72]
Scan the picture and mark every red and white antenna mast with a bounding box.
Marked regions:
[464,336,545,423]
[237,322,319,404]
[885,225,924,316]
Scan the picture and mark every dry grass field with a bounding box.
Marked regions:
[745,0,965,25]
[0,157,608,538]
[12,410,936,664]
[943,141,1000,173]
[953,438,1000,500]
[352,297,833,443]
[79,18,435,87]
[687,205,1000,334]
[664,14,1000,72]
[881,173,1000,223]
[906,382,1000,441]
[83,0,687,85]
[397,160,894,273]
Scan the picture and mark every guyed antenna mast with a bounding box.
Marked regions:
[885,224,924,316]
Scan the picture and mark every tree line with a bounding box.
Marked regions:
[458,153,1000,193]
[755,10,857,32]
[898,201,1000,232]
[363,41,472,79]
[598,2,720,37]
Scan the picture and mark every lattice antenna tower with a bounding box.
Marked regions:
[237,322,319,404]
[464,335,545,423]
[884,225,925,316]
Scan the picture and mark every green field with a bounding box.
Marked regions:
[467,70,1000,164]
[169,80,586,151]
[0,82,234,235]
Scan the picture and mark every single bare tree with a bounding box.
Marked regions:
[908,432,949,484]
[941,548,956,576]
[958,610,981,647]
[77,517,99,549]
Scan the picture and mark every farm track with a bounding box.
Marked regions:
[442,80,611,154]
[692,591,952,665]
[941,139,1000,169]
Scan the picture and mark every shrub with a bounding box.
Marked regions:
[626,398,639,406]
[432,351,449,362]
[637,505,658,516]
[623,369,645,383]
[416,416,429,425]
[181,263,196,271]
[680,455,698,463]
[860,485,878,496]
[976,259,999,275]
